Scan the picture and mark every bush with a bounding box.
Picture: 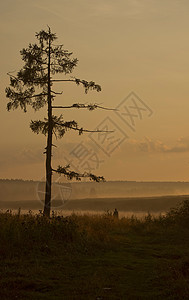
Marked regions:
[165,200,189,226]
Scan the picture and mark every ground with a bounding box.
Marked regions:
[0,207,189,299]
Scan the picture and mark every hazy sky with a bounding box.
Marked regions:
[1,0,189,181]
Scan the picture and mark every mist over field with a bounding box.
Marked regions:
[1,179,189,214]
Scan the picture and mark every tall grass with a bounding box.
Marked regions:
[0,200,189,256]
[0,200,188,259]
[1,201,189,299]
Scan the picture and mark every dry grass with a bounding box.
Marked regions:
[0,201,189,299]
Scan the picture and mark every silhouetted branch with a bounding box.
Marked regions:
[55,121,113,135]
[52,44,64,47]
[52,103,117,111]
[7,72,23,85]
[51,78,101,93]
[51,90,63,95]
[51,79,75,82]
[23,93,48,100]
[52,165,105,182]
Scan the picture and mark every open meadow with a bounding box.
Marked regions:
[1,199,189,299]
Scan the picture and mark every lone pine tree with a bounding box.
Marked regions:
[6,27,109,217]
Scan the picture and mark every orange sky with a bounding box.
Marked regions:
[1,0,189,181]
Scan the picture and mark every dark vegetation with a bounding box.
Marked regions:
[1,200,189,299]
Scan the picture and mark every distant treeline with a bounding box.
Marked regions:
[1,179,189,202]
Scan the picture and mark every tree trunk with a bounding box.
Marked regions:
[44,34,52,217]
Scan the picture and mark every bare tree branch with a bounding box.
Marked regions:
[51,79,74,82]
[55,121,113,135]
[51,90,63,95]
[52,103,117,111]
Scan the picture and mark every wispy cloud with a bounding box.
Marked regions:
[127,136,189,154]
[85,0,165,18]
[0,147,44,169]
[30,2,63,19]
[30,0,162,21]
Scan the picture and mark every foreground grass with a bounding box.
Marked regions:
[1,202,189,299]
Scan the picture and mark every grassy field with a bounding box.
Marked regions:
[0,201,189,299]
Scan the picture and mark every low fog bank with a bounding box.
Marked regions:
[1,179,189,201]
[1,195,186,214]
[0,179,189,213]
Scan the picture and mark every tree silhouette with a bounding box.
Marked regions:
[6,27,112,217]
